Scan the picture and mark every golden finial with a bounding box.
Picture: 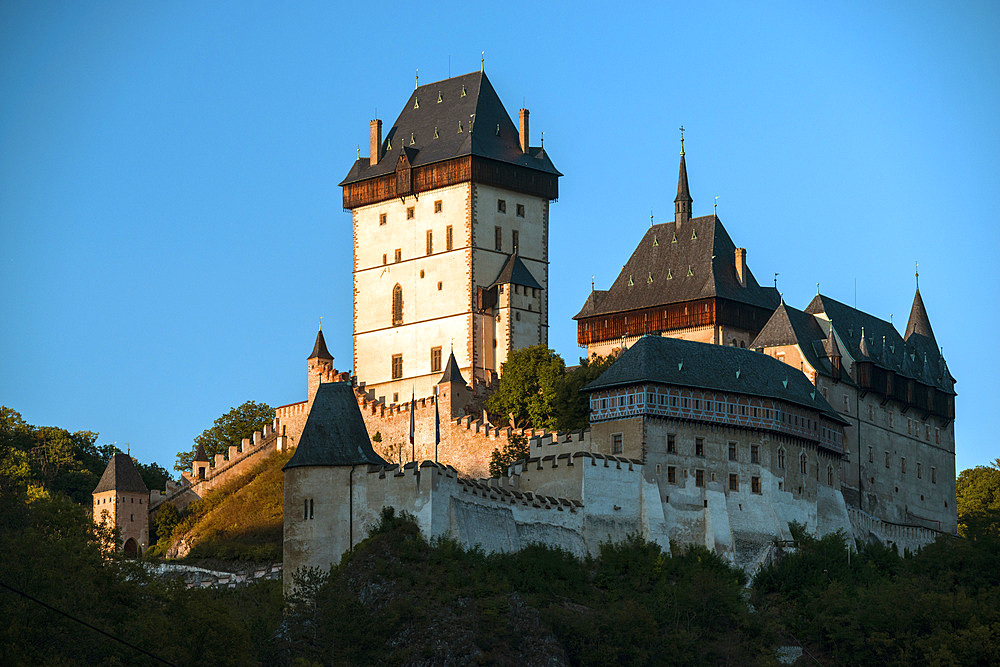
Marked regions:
[650,209,654,227]
[679,125,685,156]
[816,282,820,295]
[415,68,419,89]
[714,196,719,217]
[319,316,323,331]
[915,261,919,288]
[481,51,484,71]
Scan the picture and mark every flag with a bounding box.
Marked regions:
[434,400,441,462]
[409,393,416,462]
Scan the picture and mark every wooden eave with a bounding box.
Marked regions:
[343,155,559,209]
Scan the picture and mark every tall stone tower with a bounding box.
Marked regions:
[340,71,560,404]
[92,453,150,556]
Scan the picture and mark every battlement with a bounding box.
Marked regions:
[360,459,583,513]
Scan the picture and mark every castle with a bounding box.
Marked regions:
[92,69,956,585]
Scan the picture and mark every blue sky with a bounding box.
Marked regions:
[2,1,997,474]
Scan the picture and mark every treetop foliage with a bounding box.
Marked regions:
[175,400,275,472]
[485,345,616,432]
[956,458,1000,539]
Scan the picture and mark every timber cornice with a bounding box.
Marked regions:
[343,155,559,210]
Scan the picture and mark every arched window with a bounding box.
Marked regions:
[777,448,785,469]
[827,466,834,486]
[392,284,403,326]
[800,453,807,474]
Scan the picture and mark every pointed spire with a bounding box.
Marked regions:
[308,327,333,361]
[823,324,840,359]
[674,126,692,225]
[193,444,209,462]
[858,326,870,357]
[437,351,466,385]
[904,278,936,344]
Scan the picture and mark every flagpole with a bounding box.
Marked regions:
[409,390,416,464]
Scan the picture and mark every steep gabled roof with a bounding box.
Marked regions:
[750,301,857,387]
[283,383,387,470]
[490,253,542,290]
[340,71,560,187]
[308,328,333,361]
[93,453,149,494]
[805,293,954,394]
[584,335,847,424]
[573,216,779,319]
[437,351,467,385]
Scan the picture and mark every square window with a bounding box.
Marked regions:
[695,437,704,457]
[512,229,519,253]
[729,474,739,492]
[612,433,623,454]
[728,442,737,461]
[667,434,676,453]
[495,226,503,251]
[430,347,442,373]
[437,281,442,290]
[426,230,433,255]
[406,206,415,219]
[434,199,442,213]
[392,392,398,403]
[516,203,525,217]
[497,199,506,213]
[667,466,676,483]
[394,249,401,263]
[382,253,387,265]
[379,213,387,226]
[931,467,937,484]
[391,354,403,379]
[751,444,760,463]
[751,476,761,493]
[446,225,453,250]
[695,469,705,487]
[885,451,890,468]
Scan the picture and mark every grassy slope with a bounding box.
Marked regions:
[162,450,291,562]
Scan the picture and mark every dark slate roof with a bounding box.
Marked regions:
[340,71,560,187]
[437,351,467,385]
[584,335,848,424]
[749,301,857,386]
[490,253,542,290]
[573,216,780,319]
[308,328,333,361]
[93,453,149,494]
[804,294,954,394]
[283,383,387,470]
[193,444,209,462]
[904,287,936,345]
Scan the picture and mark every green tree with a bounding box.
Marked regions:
[957,459,1000,539]
[176,400,275,471]
[152,501,181,544]
[486,345,565,429]
[136,460,171,493]
[489,433,530,478]
[553,354,617,431]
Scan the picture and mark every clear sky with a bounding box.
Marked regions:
[2,1,997,474]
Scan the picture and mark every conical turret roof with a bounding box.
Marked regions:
[309,328,333,361]
[904,287,936,344]
[193,444,209,462]
[283,383,387,470]
[437,351,467,385]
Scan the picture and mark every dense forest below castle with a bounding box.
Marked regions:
[2,404,999,665]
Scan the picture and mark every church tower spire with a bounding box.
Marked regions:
[674,127,692,226]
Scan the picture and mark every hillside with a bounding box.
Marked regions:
[156,450,290,562]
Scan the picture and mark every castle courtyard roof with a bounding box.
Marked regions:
[584,335,848,424]
[93,453,149,494]
[283,382,387,470]
[340,71,560,187]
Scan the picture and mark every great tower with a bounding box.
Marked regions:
[340,71,560,404]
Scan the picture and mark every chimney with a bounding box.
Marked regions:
[518,108,529,153]
[369,119,382,166]
[735,248,747,287]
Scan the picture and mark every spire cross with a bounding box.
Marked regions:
[714,195,719,216]
[679,125,685,155]
[915,261,919,288]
